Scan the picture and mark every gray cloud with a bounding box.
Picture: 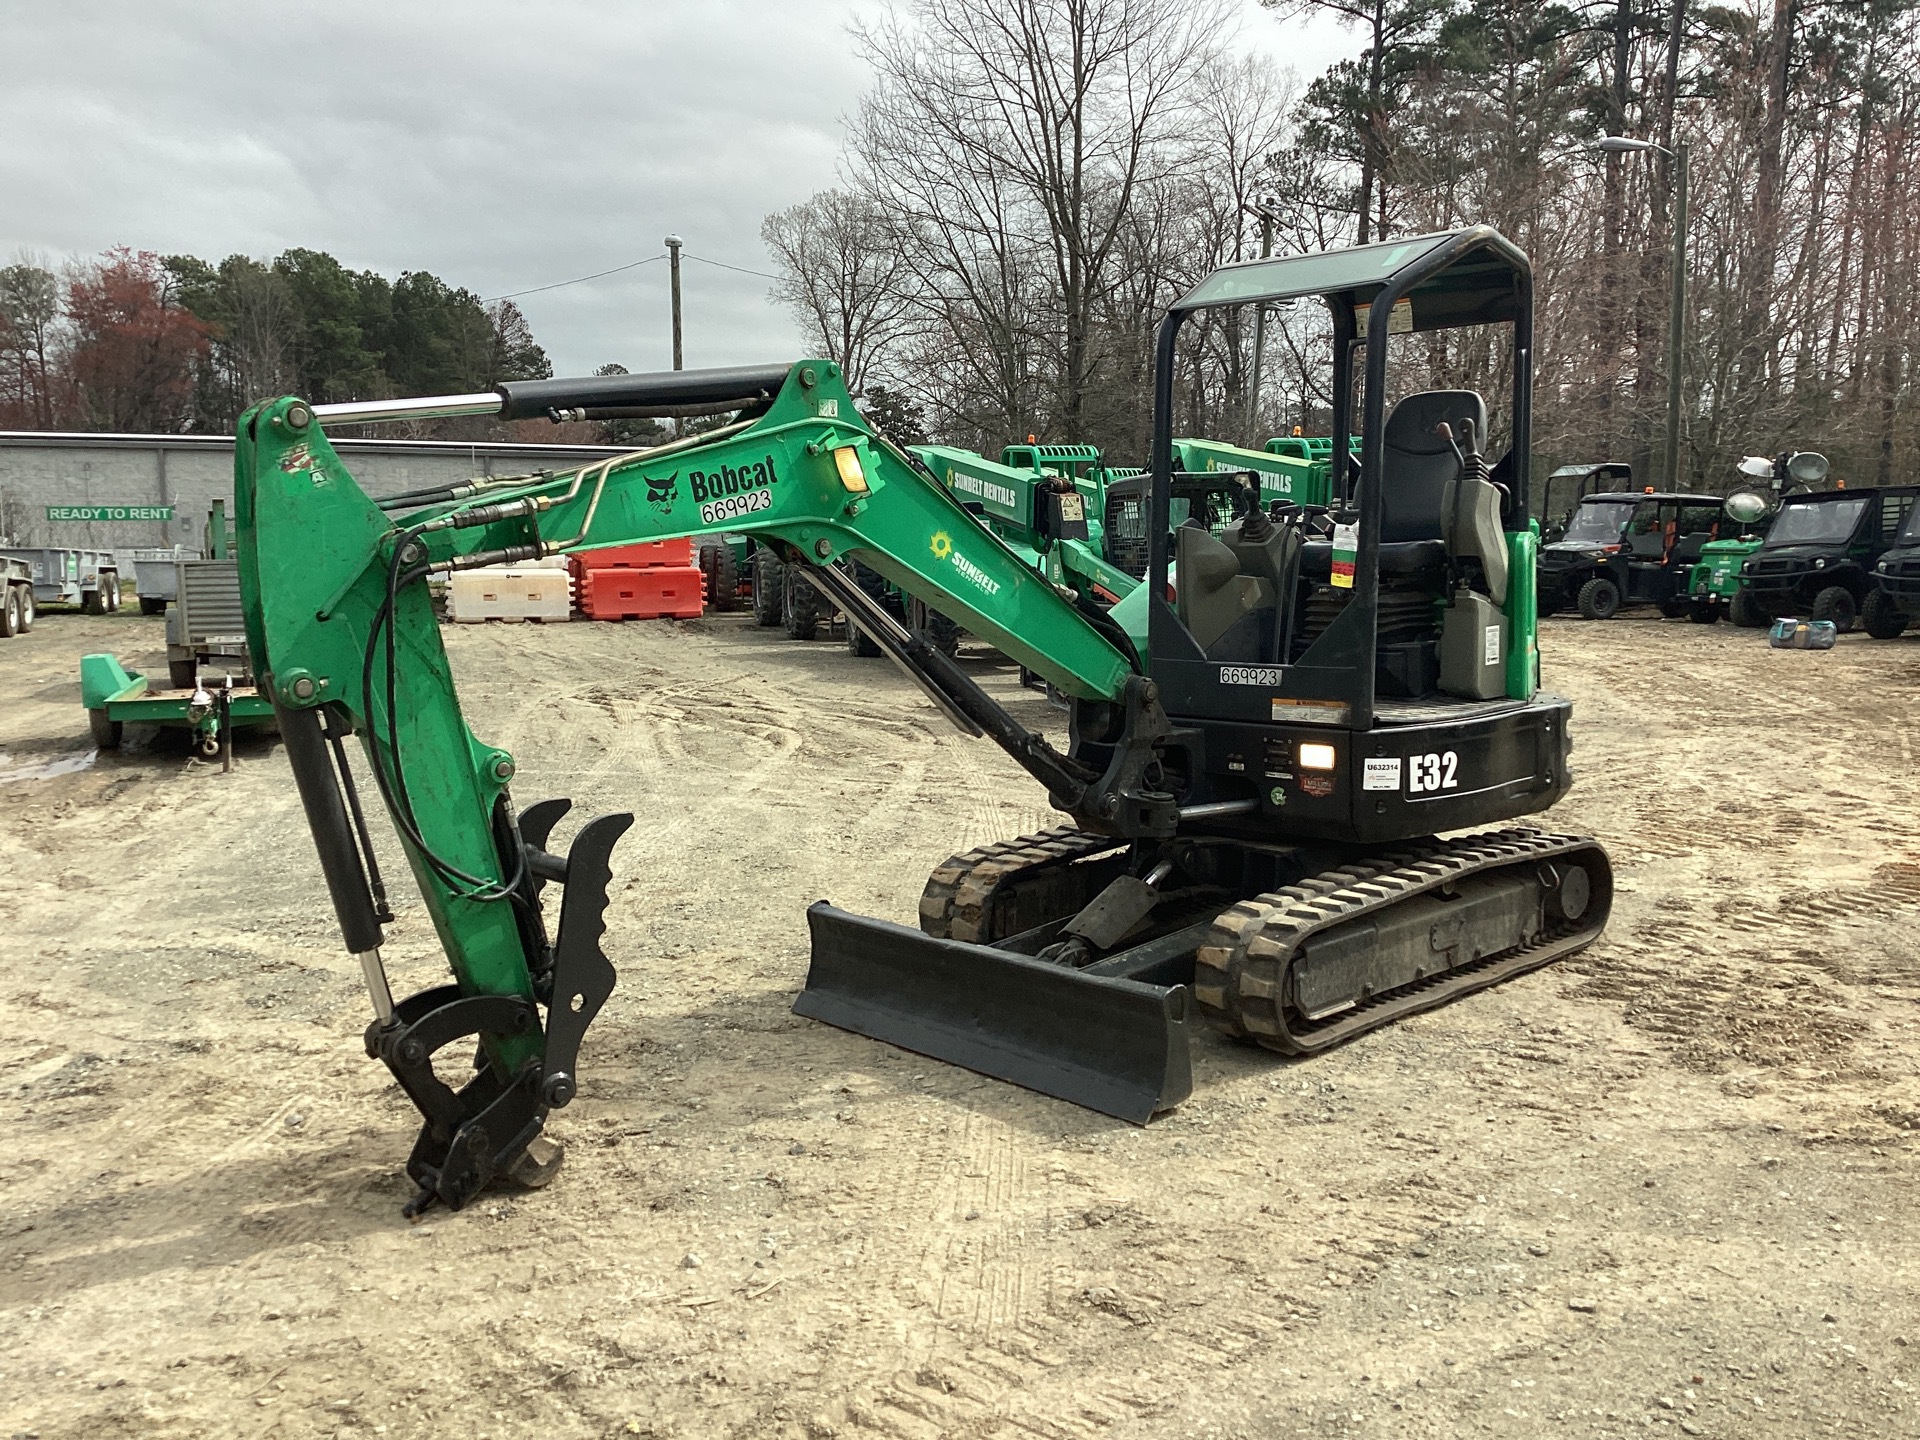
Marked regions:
[2,0,1350,382]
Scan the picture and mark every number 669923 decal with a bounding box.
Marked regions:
[698,489,772,527]
[1407,751,1459,794]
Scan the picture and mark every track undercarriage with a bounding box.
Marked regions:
[798,824,1611,1121]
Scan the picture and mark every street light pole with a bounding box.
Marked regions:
[1591,136,1689,489]
[1664,141,1689,491]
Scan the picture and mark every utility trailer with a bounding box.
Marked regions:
[131,546,192,614]
[0,556,36,637]
[1,546,121,613]
[82,653,274,762]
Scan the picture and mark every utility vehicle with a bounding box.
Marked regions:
[1536,490,1728,619]
[1862,501,1920,639]
[1683,490,1773,623]
[1538,463,1632,542]
[1731,485,1920,630]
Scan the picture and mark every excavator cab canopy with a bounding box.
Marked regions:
[1147,225,1534,731]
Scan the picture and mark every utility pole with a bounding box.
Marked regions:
[664,234,684,371]
[1245,198,1277,446]
[1590,136,1689,489]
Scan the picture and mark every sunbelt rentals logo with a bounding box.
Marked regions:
[930,530,1000,595]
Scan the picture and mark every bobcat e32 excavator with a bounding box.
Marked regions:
[235,226,1610,1215]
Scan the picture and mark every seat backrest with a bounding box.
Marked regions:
[1380,391,1488,543]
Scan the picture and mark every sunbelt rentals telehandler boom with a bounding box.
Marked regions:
[236,227,1611,1215]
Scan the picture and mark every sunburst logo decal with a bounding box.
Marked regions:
[930,531,953,559]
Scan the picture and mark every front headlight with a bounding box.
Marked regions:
[1814,558,1827,569]
[1879,559,1890,571]
[1742,560,1754,574]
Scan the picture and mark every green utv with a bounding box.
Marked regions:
[1536,489,1731,620]
[1730,482,1920,631]
[1683,490,1773,624]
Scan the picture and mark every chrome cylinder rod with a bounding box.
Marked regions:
[312,392,504,425]
[357,948,396,1024]
[1177,799,1259,821]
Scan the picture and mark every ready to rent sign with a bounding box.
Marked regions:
[46,505,174,522]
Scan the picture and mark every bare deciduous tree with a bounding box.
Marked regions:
[761,190,915,394]
[847,0,1229,441]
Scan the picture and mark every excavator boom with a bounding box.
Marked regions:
[235,360,1167,1214]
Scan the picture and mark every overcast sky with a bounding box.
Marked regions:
[2,0,1354,381]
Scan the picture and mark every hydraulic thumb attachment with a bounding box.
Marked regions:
[275,700,630,1216]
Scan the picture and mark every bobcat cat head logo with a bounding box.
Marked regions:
[646,472,678,516]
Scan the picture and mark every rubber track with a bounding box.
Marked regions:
[918,826,1127,944]
[1193,827,1609,1053]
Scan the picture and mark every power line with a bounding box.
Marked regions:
[683,252,780,281]
[482,248,779,305]
[484,252,666,302]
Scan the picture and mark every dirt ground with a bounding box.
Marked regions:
[2,603,1918,1440]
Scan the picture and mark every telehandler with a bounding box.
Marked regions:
[236,226,1610,1215]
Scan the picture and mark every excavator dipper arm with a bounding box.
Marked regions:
[235,361,1164,1213]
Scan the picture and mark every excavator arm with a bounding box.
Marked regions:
[234,361,1166,1214]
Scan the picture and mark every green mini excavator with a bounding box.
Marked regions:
[236,227,1611,1215]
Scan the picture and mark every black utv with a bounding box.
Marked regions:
[1731,485,1920,630]
[1537,491,1730,620]
[1860,500,1920,639]
[1539,462,1632,542]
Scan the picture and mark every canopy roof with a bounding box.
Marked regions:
[1175,227,1527,331]
[1549,462,1632,480]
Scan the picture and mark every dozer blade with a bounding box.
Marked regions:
[797,903,1192,1125]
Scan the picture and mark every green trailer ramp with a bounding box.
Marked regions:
[82,652,276,757]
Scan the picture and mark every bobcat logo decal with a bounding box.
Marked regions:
[645,471,678,517]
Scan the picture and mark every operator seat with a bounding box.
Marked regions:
[1380,390,1488,543]
[1298,388,1488,582]
[1293,389,1510,701]
[1382,388,1512,701]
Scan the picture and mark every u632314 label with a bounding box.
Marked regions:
[698,489,771,526]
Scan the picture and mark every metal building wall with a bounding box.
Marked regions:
[0,433,630,551]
